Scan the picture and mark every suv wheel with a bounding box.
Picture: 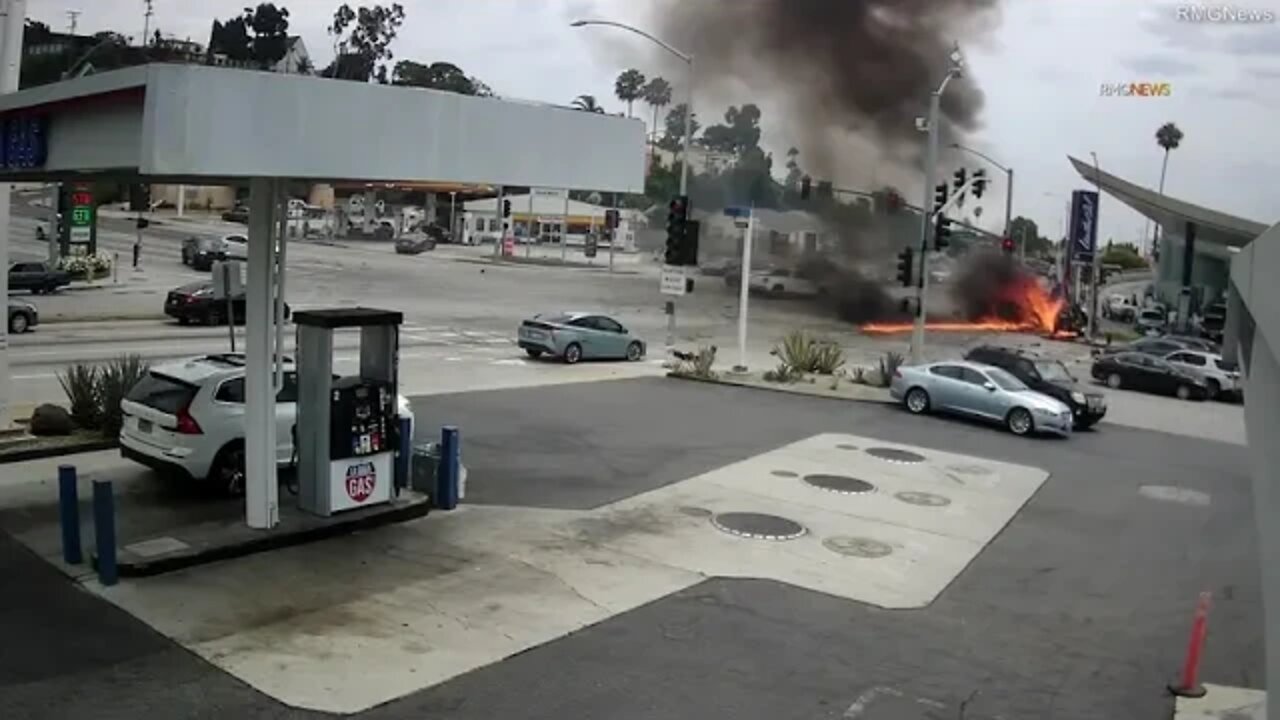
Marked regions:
[209,443,246,496]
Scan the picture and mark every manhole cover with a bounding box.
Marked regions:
[836,443,859,450]
[947,464,992,476]
[771,470,799,478]
[711,512,806,541]
[895,491,951,507]
[866,447,926,464]
[803,474,876,494]
[823,536,894,558]
[679,506,713,518]
[1139,485,1211,507]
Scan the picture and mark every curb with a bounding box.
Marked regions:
[666,372,896,406]
[0,438,118,464]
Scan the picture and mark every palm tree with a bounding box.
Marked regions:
[614,68,646,118]
[572,94,604,113]
[1151,122,1184,254]
[642,77,672,145]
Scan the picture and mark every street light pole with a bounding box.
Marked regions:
[910,48,963,365]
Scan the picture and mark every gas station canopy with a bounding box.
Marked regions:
[0,63,646,191]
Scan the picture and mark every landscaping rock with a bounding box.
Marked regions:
[30,404,74,436]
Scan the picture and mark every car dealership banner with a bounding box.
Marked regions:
[1068,189,1100,262]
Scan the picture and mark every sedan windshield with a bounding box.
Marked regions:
[986,367,1028,391]
[1034,361,1074,383]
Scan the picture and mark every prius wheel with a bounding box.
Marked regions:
[1106,373,1123,389]
[904,387,930,414]
[563,343,583,364]
[626,342,643,361]
[1006,407,1034,436]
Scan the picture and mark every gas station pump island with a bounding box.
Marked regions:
[0,64,645,532]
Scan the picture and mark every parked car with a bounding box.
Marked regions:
[889,360,1074,437]
[699,258,739,277]
[1164,349,1241,400]
[8,261,72,294]
[516,312,646,364]
[7,299,38,334]
[1135,307,1167,335]
[221,205,250,224]
[118,353,414,494]
[181,236,228,271]
[1163,334,1219,353]
[1101,336,1197,358]
[1200,302,1227,343]
[221,234,249,261]
[1103,294,1138,322]
[964,345,1107,429]
[164,281,291,326]
[1090,352,1208,400]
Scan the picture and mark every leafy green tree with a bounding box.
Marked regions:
[659,103,699,151]
[572,94,605,113]
[393,60,490,95]
[1008,216,1054,257]
[326,2,406,82]
[613,68,646,118]
[701,104,762,155]
[642,77,671,142]
[1102,242,1148,269]
[209,15,253,61]
[245,3,292,67]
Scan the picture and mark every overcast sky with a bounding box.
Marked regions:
[27,0,1280,245]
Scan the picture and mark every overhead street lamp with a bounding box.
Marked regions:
[910,43,966,365]
[950,143,1014,251]
[570,19,694,196]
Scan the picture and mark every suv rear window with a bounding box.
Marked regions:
[125,372,198,414]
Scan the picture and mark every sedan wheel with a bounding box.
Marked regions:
[1176,384,1193,400]
[904,387,930,414]
[563,343,583,364]
[626,341,643,361]
[8,312,29,334]
[1006,407,1034,436]
[1106,373,1123,389]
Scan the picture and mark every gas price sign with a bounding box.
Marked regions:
[66,184,96,247]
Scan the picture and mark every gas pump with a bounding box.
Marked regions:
[293,308,404,516]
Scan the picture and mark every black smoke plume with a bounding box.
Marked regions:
[650,0,1000,177]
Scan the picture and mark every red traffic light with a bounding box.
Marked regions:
[1001,237,1014,252]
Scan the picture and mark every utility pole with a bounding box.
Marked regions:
[66,9,80,34]
[142,0,154,46]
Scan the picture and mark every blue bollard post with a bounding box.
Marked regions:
[58,465,82,565]
[437,425,459,510]
[395,416,413,492]
[92,479,118,586]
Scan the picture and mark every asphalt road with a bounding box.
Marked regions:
[3,377,1258,719]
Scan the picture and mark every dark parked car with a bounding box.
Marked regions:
[1090,351,1208,400]
[395,234,437,255]
[164,281,291,326]
[181,237,228,271]
[1199,302,1226,343]
[8,299,37,334]
[1101,336,1198,358]
[8,261,72,294]
[965,345,1107,429]
[221,205,250,224]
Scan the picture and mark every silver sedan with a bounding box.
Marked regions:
[889,360,1073,437]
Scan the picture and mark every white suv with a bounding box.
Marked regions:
[119,354,414,493]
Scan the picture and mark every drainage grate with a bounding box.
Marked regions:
[771,470,799,478]
[895,491,951,507]
[867,447,926,464]
[803,474,876,495]
[711,512,806,541]
[823,536,893,558]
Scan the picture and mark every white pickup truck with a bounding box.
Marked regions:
[747,268,822,297]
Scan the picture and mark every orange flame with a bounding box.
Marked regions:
[862,274,1067,337]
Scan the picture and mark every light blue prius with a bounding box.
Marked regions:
[516,311,647,364]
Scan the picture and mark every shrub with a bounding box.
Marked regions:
[810,341,846,375]
[97,354,149,438]
[674,345,717,380]
[57,363,102,429]
[30,404,74,436]
[774,331,845,375]
[849,366,868,385]
[58,252,114,281]
[763,361,801,383]
[877,351,905,388]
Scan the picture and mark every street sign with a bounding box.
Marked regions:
[724,206,750,218]
[533,187,568,199]
[660,265,687,296]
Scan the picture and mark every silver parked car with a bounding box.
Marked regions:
[1163,349,1241,400]
[516,312,646,364]
[889,360,1073,437]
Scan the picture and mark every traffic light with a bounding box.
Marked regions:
[666,195,689,266]
[933,183,948,208]
[502,199,511,218]
[799,175,812,200]
[1001,236,1015,254]
[885,190,901,213]
[680,219,700,266]
[934,214,952,251]
[952,168,967,194]
[972,169,987,199]
[896,247,914,287]
[604,209,619,230]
